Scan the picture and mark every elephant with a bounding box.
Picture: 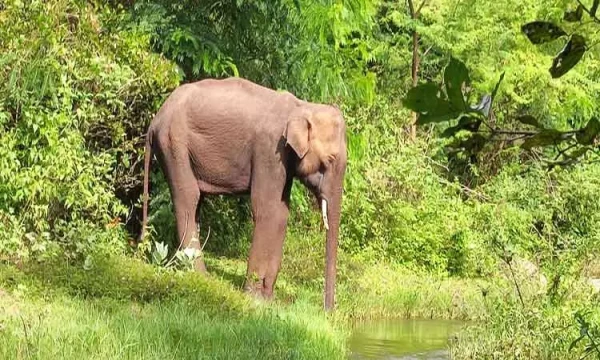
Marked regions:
[139,77,347,310]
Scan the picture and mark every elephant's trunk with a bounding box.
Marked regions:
[323,161,345,311]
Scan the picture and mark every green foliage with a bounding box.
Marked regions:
[0,3,599,360]
[1,254,248,313]
[327,90,600,278]
[0,0,179,260]
[420,0,600,134]
[521,0,600,79]
[403,57,599,168]
[130,0,377,104]
[0,0,597,297]
[449,266,600,359]
[570,311,600,359]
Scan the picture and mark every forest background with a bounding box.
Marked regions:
[1,0,600,359]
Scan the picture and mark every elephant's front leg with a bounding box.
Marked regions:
[244,181,292,299]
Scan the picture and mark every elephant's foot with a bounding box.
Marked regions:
[193,256,208,273]
[243,273,274,301]
[185,247,207,273]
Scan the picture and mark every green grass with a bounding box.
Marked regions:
[0,257,347,360]
[448,277,600,360]
[0,295,345,359]
[7,250,597,360]
[0,251,491,360]
[334,263,489,321]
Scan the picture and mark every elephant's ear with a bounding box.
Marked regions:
[284,112,311,159]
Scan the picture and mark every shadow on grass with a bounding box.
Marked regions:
[204,254,248,290]
[0,255,248,315]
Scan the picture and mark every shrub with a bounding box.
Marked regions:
[0,0,179,261]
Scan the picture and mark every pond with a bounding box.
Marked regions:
[348,319,467,359]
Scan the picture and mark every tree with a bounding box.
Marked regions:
[403,57,598,170]
[406,0,428,140]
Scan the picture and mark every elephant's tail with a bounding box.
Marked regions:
[139,130,153,245]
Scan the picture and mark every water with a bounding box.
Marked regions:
[348,319,466,359]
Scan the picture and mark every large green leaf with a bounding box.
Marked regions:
[402,82,442,113]
[521,21,567,44]
[441,114,481,138]
[416,99,458,125]
[576,117,600,145]
[550,34,586,78]
[521,129,567,149]
[403,80,460,125]
[444,57,470,112]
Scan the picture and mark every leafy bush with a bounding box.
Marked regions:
[0,0,179,261]
[450,271,600,359]
[1,0,598,293]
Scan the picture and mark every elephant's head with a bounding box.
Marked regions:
[283,103,347,310]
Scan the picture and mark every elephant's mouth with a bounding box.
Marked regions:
[317,171,324,195]
[298,171,330,230]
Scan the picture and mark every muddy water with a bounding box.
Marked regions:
[348,319,466,359]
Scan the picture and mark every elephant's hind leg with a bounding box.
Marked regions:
[160,145,207,273]
[173,187,206,273]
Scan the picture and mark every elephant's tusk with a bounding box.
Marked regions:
[321,199,329,231]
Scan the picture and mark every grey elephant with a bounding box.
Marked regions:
[139,77,347,310]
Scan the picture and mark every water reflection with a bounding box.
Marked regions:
[348,319,466,359]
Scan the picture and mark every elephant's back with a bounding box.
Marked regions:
[181,78,295,132]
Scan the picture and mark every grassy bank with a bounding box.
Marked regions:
[203,252,489,322]
[0,256,347,360]
[0,252,488,360]
[449,281,600,359]
[0,296,346,360]
[3,252,600,359]
[0,251,497,359]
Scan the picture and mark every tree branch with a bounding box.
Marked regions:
[483,128,579,136]
[489,129,538,135]
[407,0,415,17]
[576,0,600,24]
[422,45,434,57]
[554,143,578,160]
[415,0,428,17]
[488,134,531,142]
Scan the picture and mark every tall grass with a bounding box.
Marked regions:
[0,257,347,360]
[0,295,346,360]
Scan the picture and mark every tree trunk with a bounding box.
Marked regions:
[407,0,423,141]
[411,30,419,141]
